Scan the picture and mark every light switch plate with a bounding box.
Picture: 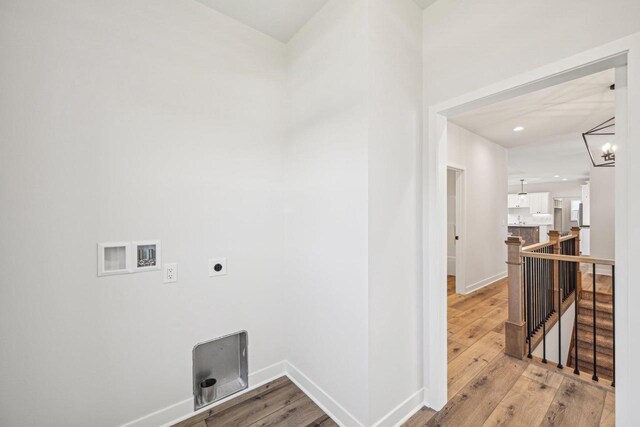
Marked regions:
[208,258,227,277]
[163,263,178,283]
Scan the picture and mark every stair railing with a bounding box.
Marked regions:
[504,227,615,386]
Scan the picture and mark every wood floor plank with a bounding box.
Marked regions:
[429,354,528,426]
[246,394,325,427]
[308,414,339,427]
[403,406,437,426]
[448,331,505,399]
[205,381,305,426]
[447,338,468,363]
[449,313,505,348]
[173,377,292,427]
[540,377,607,427]
[482,364,564,426]
[599,391,615,427]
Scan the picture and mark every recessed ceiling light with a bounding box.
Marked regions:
[513,126,525,132]
[554,175,560,178]
[562,178,568,181]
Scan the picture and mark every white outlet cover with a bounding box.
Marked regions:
[163,263,177,283]
[208,258,227,277]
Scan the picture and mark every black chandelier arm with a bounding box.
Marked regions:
[585,116,615,134]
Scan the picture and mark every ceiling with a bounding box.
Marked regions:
[195,0,437,43]
[449,69,615,186]
[449,69,615,149]
[194,0,330,43]
[414,0,440,8]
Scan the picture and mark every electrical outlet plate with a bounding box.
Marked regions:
[208,258,227,277]
[163,263,178,283]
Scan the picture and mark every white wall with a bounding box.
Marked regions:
[423,0,640,107]
[285,0,370,424]
[531,303,576,366]
[367,0,423,423]
[448,123,508,293]
[0,1,287,426]
[589,167,615,260]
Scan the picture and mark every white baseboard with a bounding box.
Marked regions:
[121,361,286,427]
[121,360,422,427]
[447,256,456,276]
[372,388,424,427]
[284,361,364,427]
[461,271,507,295]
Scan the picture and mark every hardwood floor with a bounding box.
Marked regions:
[403,276,615,427]
[173,377,337,427]
[176,275,613,427]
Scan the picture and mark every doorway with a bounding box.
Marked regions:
[447,167,465,294]
[422,48,630,412]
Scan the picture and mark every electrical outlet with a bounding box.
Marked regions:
[163,263,177,283]
[208,258,227,277]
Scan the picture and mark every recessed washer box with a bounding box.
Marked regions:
[132,240,161,272]
[193,331,248,410]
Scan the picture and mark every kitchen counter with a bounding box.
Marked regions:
[508,225,540,245]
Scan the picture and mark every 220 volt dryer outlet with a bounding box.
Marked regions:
[208,258,227,277]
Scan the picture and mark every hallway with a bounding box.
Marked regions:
[404,277,614,427]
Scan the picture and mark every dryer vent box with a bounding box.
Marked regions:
[193,331,248,410]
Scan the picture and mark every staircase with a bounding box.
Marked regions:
[570,288,614,380]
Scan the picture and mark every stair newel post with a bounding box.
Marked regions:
[571,227,581,375]
[549,231,561,312]
[505,236,526,359]
[549,230,563,368]
[572,226,582,297]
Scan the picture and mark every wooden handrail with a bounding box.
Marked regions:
[520,251,615,266]
[522,240,554,252]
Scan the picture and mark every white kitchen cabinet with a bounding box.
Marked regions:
[508,193,529,208]
[528,192,551,214]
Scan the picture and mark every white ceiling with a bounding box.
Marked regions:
[195,0,436,43]
[413,0,440,8]
[449,69,615,149]
[449,69,615,186]
[194,0,330,43]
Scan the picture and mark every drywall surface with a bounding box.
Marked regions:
[285,0,370,423]
[422,0,640,107]
[0,1,287,425]
[447,123,508,293]
[531,303,576,366]
[589,167,615,260]
[367,0,423,423]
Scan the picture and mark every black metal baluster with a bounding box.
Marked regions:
[573,258,580,375]
[557,259,563,369]
[526,257,532,358]
[592,264,598,381]
[611,265,615,387]
[542,256,547,364]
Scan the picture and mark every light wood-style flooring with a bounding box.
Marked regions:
[174,377,337,427]
[403,276,615,427]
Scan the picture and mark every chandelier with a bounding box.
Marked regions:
[582,116,615,168]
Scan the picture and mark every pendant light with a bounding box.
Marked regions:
[518,179,527,195]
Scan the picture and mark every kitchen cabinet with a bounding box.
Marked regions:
[508,193,529,208]
[528,192,551,214]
